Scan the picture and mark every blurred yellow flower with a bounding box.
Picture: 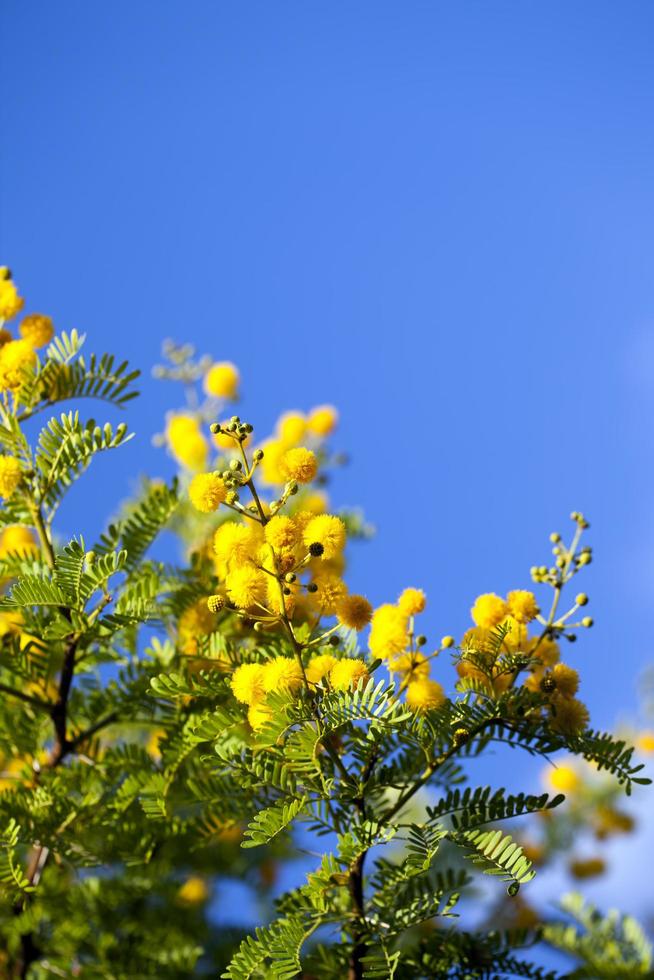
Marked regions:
[204,361,239,399]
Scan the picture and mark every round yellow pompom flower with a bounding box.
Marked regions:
[0,339,37,391]
[549,697,590,735]
[188,472,227,513]
[19,313,54,348]
[177,876,209,905]
[307,404,338,437]
[0,278,24,321]
[305,653,337,685]
[226,566,265,608]
[369,604,409,660]
[214,521,262,572]
[303,514,346,559]
[0,525,38,557]
[398,588,426,616]
[281,447,317,484]
[311,573,348,615]
[165,413,208,471]
[551,663,580,699]
[329,658,369,692]
[262,657,304,696]
[0,457,23,499]
[406,678,445,712]
[636,731,654,754]
[264,515,299,552]
[230,662,265,705]
[470,593,508,629]
[507,589,539,624]
[276,411,306,446]
[546,764,580,794]
[335,594,373,631]
[204,361,239,399]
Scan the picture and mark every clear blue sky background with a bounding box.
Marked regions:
[2,0,654,948]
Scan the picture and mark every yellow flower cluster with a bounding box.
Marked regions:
[0,272,57,392]
[470,589,539,629]
[230,653,370,731]
[0,457,23,499]
[0,338,37,392]
[369,588,445,713]
[0,268,24,322]
[256,405,338,485]
[456,588,590,733]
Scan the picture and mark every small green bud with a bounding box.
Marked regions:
[581,616,593,628]
[416,634,427,647]
[285,572,296,584]
[288,482,299,496]
[210,422,221,434]
[229,459,242,471]
[253,449,264,461]
[307,582,318,594]
[441,635,455,649]
[576,593,588,606]
[329,635,340,647]
[550,532,561,543]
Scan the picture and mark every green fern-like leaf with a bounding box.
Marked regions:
[453,827,536,890]
[242,796,308,848]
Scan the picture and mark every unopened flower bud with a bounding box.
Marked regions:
[576,593,588,606]
[582,616,593,628]
[207,594,225,613]
[452,727,470,748]
[441,635,455,649]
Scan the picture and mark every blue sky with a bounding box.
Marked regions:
[2,0,654,941]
